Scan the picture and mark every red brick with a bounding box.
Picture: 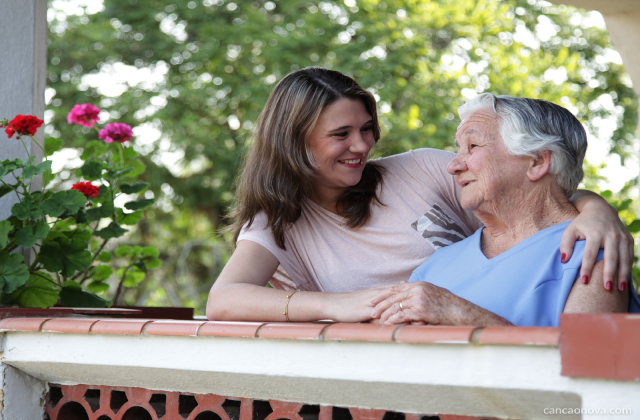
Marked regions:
[258,323,329,340]
[560,313,618,379]
[324,323,398,342]
[90,319,153,335]
[143,320,205,336]
[614,314,640,381]
[199,321,265,338]
[476,327,560,346]
[0,317,50,332]
[42,318,100,334]
[396,326,477,344]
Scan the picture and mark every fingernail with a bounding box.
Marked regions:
[606,281,613,291]
[582,275,589,285]
[620,282,627,292]
[561,253,567,263]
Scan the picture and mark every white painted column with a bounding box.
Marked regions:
[0,2,48,417]
[0,0,48,219]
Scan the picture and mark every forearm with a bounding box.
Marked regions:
[450,296,513,327]
[206,283,337,322]
[569,189,614,213]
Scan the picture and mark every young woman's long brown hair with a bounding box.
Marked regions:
[229,67,384,249]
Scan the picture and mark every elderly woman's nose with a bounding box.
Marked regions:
[447,154,466,175]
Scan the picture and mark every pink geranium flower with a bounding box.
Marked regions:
[67,104,101,128]
[98,122,134,144]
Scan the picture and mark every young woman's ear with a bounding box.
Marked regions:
[527,150,552,182]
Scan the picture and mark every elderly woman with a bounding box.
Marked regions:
[207,68,633,323]
[372,94,640,327]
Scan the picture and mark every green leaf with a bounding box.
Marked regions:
[63,280,82,290]
[11,199,42,220]
[124,160,145,179]
[124,199,154,211]
[44,137,64,156]
[79,160,105,180]
[0,220,13,248]
[120,182,149,194]
[118,266,146,287]
[22,161,51,178]
[39,237,92,277]
[41,190,87,217]
[59,286,109,308]
[13,223,50,248]
[122,146,137,159]
[106,167,133,179]
[14,273,60,308]
[86,200,114,221]
[92,264,113,281]
[118,210,144,226]
[0,251,30,293]
[0,162,19,178]
[142,256,162,270]
[0,184,16,199]
[95,222,128,239]
[141,247,159,258]
[80,140,108,160]
[97,251,112,263]
[115,245,133,258]
[86,281,109,293]
[627,220,640,233]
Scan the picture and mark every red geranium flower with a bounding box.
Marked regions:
[98,122,134,144]
[5,115,44,138]
[67,104,101,128]
[71,182,100,198]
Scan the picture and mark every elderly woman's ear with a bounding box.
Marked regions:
[526,150,552,182]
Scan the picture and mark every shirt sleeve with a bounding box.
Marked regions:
[237,212,309,290]
[407,148,482,233]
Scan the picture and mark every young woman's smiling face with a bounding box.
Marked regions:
[307,98,375,207]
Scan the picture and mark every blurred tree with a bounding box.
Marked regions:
[45,0,638,312]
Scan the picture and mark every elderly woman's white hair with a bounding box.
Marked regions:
[458,93,587,196]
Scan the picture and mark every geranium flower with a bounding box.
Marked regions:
[67,104,101,128]
[5,115,44,138]
[98,122,134,144]
[71,182,100,198]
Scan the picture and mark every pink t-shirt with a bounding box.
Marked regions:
[238,148,481,292]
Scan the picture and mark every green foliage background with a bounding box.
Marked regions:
[46,0,638,313]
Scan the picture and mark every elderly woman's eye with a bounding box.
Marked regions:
[334,132,348,138]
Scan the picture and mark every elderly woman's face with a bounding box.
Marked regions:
[447,111,530,212]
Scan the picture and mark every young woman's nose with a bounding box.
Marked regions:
[349,132,370,155]
[447,153,467,175]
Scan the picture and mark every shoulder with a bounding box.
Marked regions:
[375,148,455,171]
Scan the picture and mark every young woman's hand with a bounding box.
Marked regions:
[564,190,633,293]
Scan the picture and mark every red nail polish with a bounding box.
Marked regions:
[561,253,567,263]
[620,282,627,292]
[582,275,589,285]
[606,281,613,291]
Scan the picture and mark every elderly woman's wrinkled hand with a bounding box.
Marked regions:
[370,282,461,325]
[562,191,634,292]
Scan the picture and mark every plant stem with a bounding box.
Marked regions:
[114,264,132,305]
[76,239,110,284]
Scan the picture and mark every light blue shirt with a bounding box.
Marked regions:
[409,221,640,327]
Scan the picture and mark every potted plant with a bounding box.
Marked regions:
[0,105,163,311]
